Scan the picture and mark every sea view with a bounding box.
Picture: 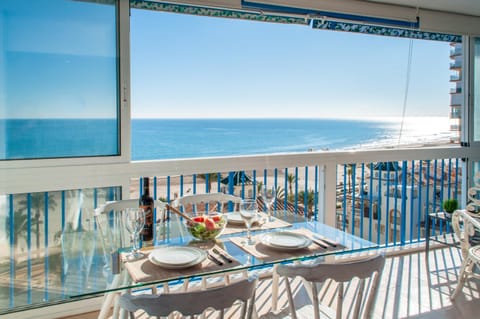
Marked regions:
[1,117,454,160]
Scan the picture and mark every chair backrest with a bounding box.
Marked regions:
[174,192,242,214]
[118,276,258,318]
[94,199,167,274]
[452,210,480,257]
[277,254,385,319]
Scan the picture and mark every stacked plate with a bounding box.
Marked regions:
[148,247,206,269]
[226,212,259,225]
[261,232,312,251]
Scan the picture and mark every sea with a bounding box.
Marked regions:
[0,117,455,160]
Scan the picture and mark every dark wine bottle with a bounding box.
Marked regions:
[139,177,154,243]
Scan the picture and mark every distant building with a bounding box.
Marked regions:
[449,42,462,142]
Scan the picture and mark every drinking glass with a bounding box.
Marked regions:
[261,186,276,222]
[240,199,258,245]
[124,208,145,260]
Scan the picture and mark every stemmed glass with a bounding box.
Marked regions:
[124,208,146,260]
[261,186,276,222]
[240,199,259,245]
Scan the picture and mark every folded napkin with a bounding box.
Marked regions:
[222,213,292,235]
[122,244,241,284]
[229,228,345,262]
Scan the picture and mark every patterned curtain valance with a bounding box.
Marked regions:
[130,0,311,25]
[312,20,462,43]
[130,0,461,43]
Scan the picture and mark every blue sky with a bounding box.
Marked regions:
[131,9,452,119]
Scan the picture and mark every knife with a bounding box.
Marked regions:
[212,248,233,263]
[207,252,223,266]
[310,238,328,249]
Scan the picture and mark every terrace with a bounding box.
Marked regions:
[1,0,480,318]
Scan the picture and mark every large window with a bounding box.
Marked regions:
[0,0,119,160]
[131,8,455,160]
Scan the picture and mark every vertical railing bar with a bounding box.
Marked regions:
[284,168,288,220]
[27,193,32,304]
[447,159,452,199]
[360,164,365,240]
[44,192,49,301]
[409,161,415,243]
[193,174,197,194]
[385,165,391,247]
[61,191,66,298]
[139,177,143,197]
[165,176,170,202]
[454,158,459,199]
[304,166,308,221]
[393,166,398,246]
[228,172,235,197]
[433,160,438,215]
[395,164,401,245]
[352,164,357,236]
[342,165,347,232]
[294,167,299,219]
[314,166,319,220]
[180,175,184,197]
[400,161,408,246]
[263,169,268,190]
[368,163,374,242]
[152,176,158,245]
[9,194,15,308]
[417,161,423,242]
[274,168,278,214]
[425,161,432,237]
[217,173,221,193]
[439,159,445,234]
[377,165,382,245]
[241,171,245,199]
[253,170,257,199]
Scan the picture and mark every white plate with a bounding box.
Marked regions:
[148,247,206,269]
[226,212,259,225]
[261,232,311,250]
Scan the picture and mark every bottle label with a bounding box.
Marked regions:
[140,204,153,242]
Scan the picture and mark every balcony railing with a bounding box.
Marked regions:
[0,146,473,314]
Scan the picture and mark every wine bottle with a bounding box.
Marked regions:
[139,177,154,243]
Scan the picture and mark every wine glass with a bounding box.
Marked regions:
[240,199,258,245]
[124,208,146,260]
[261,186,276,222]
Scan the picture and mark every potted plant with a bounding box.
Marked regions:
[442,199,458,220]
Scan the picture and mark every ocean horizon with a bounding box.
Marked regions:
[1,117,454,160]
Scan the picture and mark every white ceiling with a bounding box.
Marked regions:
[369,0,480,17]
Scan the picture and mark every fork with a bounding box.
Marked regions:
[212,248,233,263]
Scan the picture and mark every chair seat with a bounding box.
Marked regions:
[260,304,336,319]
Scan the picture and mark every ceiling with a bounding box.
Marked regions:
[369,0,480,17]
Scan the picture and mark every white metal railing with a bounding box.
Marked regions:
[0,145,478,315]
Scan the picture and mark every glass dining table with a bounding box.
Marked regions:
[69,212,378,318]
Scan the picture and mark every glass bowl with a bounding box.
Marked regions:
[185,214,227,240]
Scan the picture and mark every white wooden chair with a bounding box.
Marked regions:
[94,199,167,319]
[118,276,258,319]
[174,192,242,214]
[262,254,385,319]
[450,209,480,301]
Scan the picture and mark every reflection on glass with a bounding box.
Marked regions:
[0,0,118,160]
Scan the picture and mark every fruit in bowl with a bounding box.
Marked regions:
[185,214,227,240]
